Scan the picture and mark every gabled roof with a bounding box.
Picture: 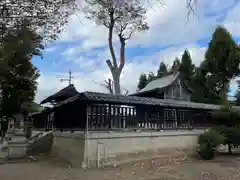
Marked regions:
[131,72,193,96]
[40,84,78,104]
[131,72,181,96]
[54,91,240,111]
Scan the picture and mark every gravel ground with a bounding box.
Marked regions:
[1,155,240,180]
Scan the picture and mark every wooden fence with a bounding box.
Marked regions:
[87,103,213,130]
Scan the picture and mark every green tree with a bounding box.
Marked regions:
[170,57,180,73]
[205,26,240,79]
[192,26,240,104]
[179,49,195,83]
[191,66,218,103]
[147,72,156,83]
[235,80,240,106]
[137,73,148,91]
[0,23,42,116]
[157,62,168,77]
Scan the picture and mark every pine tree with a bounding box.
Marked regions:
[171,57,180,73]
[205,26,240,79]
[205,26,240,103]
[137,73,148,91]
[179,49,195,83]
[192,26,240,104]
[147,72,156,83]
[157,62,168,78]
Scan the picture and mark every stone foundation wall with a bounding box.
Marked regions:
[52,130,204,168]
[51,132,86,167]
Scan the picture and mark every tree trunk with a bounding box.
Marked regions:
[105,13,126,96]
[112,72,121,95]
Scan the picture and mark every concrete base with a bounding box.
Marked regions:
[53,130,204,168]
[0,131,53,159]
[8,143,27,158]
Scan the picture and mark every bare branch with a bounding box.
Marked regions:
[104,78,113,94]
[186,0,198,24]
[106,59,114,71]
[125,30,134,40]
[0,0,75,42]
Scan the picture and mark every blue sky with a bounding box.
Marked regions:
[33,0,240,103]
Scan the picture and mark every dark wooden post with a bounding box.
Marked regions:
[108,104,112,129]
[85,104,89,132]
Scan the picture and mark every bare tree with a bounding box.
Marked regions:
[0,0,76,42]
[84,0,149,95]
[81,0,197,95]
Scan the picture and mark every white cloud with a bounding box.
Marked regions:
[59,0,238,49]
[223,2,240,36]
[44,46,57,52]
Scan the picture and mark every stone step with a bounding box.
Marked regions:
[0,131,53,164]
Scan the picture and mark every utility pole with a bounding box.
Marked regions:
[60,70,74,85]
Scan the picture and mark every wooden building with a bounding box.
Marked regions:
[130,72,192,101]
[32,84,78,130]
[40,84,78,105]
[34,73,240,132]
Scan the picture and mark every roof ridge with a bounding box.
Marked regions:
[40,84,79,104]
[131,71,180,95]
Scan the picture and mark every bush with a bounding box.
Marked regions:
[222,127,240,153]
[197,130,225,160]
[211,105,240,154]
[229,127,240,147]
[198,130,225,148]
[211,126,240,154]
[198,143,214,160]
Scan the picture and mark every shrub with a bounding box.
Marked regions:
[198,130,225,148]
[211,105,240,154]
[198,142,214,160]
[197,130,225,160]
[211,126,240,154]
[229,127,240,147]
[222,127,240,153]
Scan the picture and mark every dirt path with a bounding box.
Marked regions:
[1,155,240,180]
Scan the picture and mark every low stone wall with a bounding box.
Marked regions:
[52,130,204,168]
[52,132,86,167]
